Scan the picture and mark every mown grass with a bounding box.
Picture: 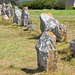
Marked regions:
[0,10,75,75]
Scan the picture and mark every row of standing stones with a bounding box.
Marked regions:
[0,3,75,72]
[0,3,35,31]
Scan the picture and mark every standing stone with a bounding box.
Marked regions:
[6,3,13,17]
[21,7,35,30]
[40,13,67,42]
[13,6,22,25]
[27,17,35,31]
[35,31,58,71]
[21,7,29,26]
[70,39,75,57]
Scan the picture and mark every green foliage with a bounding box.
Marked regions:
[44,2,52,9]
[53,0,66,9]
[19,0,55,9]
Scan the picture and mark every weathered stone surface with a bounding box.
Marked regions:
[6,3,13,17]
[40,13,67,42]
[13,6,22,25]
[70,39,75,57]
[27,17,35,31]
[35,31,58,71]
[21,7,29,26]
[2,14,9,20]
[21,7,35,30]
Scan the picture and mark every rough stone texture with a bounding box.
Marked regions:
[35,31,58,71]
[6,3,13,17]
[27,17,35,31]
[13,6,22,25]
[2,14,9,20]
[21,8,29,26]
[21,7,35,30]
[70,39,75,57]
[40,13,67,42]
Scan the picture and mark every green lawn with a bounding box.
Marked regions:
[0,10,75,75]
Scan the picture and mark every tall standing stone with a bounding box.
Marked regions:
[40,13,67,42]
[21,7,29,26]
[6,3,13,17]
[21,7,35,30]
[35,31,58,71]
[13,6,22,25]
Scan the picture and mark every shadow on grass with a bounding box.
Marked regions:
[28,35,41,40]
[21,68,44,74]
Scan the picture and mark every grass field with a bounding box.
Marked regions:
[0,10,75,75]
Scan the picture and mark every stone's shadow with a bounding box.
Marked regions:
[21,68,44,74]
[23,28,28,31]
[28,35,41,40]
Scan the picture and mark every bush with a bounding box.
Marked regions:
[18,0,53,9]
[53,0,66,9]
[44,2,52,9]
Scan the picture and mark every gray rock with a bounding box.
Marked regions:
[27,18,35,31]
[6,3,13,17]
[21,8,35,30]
[13,6,22,25]
[35,31,58,71]
[70,39,75,57]
[40,13,67,42]
[21,8,29,26]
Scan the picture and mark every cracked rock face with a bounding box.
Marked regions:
[13,6,22,25]
[70,39,75,57]
[40,13,67,42]
[35,31,58,71]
